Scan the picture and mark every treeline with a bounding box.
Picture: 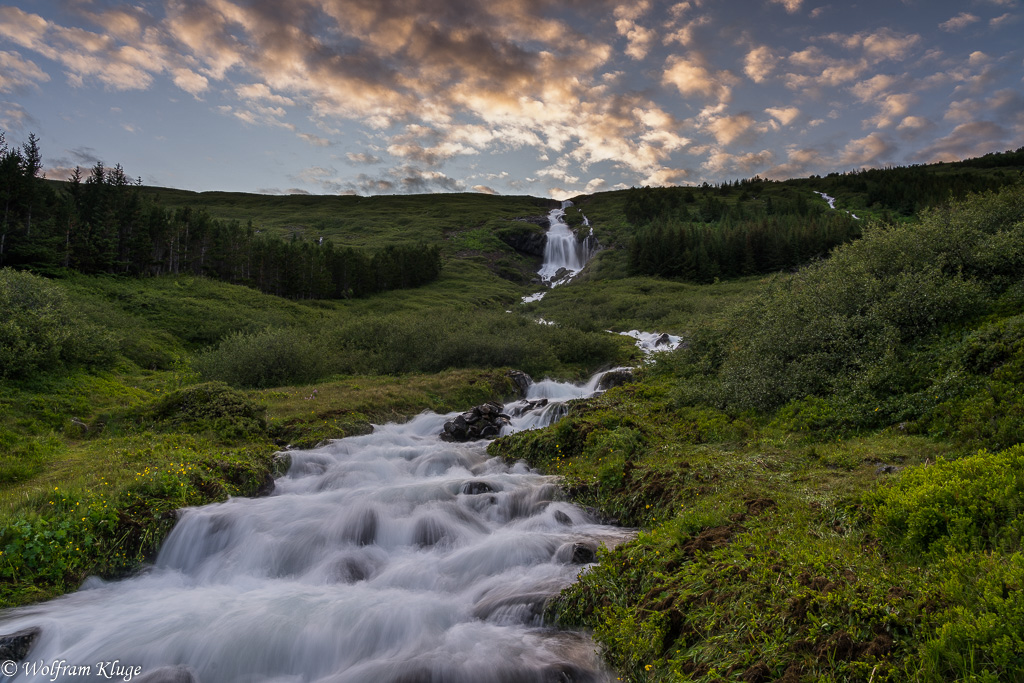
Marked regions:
[0,132,441,299]
[804,150,1024,216]
[630,211,860,282]
[625,182,860,282]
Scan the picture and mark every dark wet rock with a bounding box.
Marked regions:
[597,369,634,391]
[551,267,571,282]
[507,370,533,397]
[501,221,549,257]
[413,517,451,548]
[654,332,672,346]
[0,626,40,663]
[440,401,510,442]
[334,557,371,583]
[461,481,495,495]
[554,510,573,526]
[133,667,198,683]
[255,471,276,497]
[571,543,597,564]
[556,541,597,564]
[472,591,549,621]
[345,509,378,546]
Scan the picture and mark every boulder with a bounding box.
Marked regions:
[598,369,634,391]
[440,402,511,442]
[507,370,533,397]
[0,626,40,663]
[499,222,548,257]
[461,481,495,495]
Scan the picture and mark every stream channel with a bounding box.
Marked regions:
[0,203,636,682]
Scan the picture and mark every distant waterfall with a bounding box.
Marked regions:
[537,201,599,287]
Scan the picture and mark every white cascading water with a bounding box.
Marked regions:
[0,373,632,683]
[536,202,599,288]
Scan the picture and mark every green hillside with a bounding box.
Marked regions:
[4,139,1024,680]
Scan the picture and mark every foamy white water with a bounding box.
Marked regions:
[0,374,630,683]
[618,330,682,354]
[537,202,599,287]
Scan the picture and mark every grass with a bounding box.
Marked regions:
[487,375,973,681]
[142,188,553,249]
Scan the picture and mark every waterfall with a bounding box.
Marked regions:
[0,372,630,683]
[536,202,599,288]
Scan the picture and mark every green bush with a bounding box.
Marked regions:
[0,269,116,378]
[919,551,1024,681]
[669,184,1024,414]
[194,327,330,388]
[137,381,266,439]
[865,444,1024,556]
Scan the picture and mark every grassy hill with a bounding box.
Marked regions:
[5,147,1024,680]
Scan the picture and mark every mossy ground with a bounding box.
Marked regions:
[489,375,1021,682]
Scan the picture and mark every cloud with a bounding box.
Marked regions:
[768,0,803,13]
[913,121,1012,162]
[346,152,381,165]
[989,13,1016,27]
[940,13,981,32]
[298,132,332,147]
[350,165,465,195]
[765,106,800,126]
[236,83,294,106]
[896,115,935,139]
[0,100,30,130]
[472,184,498,194]
[171,67,208,96]
[662,55,735,101]
[765,146,827,179]
[614,2,656,60]
[0,50,49,92]
[703,113,757,145]
[840,132,896,166]
[703,148,774,175]
[744,46,778,83]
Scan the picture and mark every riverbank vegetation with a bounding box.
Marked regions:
[492,181,1024,681]
[3,131,1024,679]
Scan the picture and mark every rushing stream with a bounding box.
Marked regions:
[0,374,632,683]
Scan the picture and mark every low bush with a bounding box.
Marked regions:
[865,444,1024,556]
[135,381,266,440]
[0,269,116,378]
[194,327,330,388]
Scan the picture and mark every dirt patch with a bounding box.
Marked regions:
[776,663,803,683]
[682,525,735,554]
[745,498,777,515]
[815,630,857,661]
[742,662,771,682]
[863,634,893,658]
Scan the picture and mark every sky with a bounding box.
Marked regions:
[0,0,1022,198]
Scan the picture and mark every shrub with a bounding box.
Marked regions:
[193,327,329,388]
[691,184,1024,413]
[0,268,116,378]
[138,381,266,439]
[865,444,1024,556]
